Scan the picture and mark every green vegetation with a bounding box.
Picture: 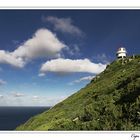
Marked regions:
[16,55,140,130]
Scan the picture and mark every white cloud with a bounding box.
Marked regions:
[0,28,67,68]
[70,75,95,85]
[0,79,7,85]
[43,16,84,37]
[0,94,67,106]
[40,58,106,75]
[33,95,39,100]
[0,51,25,68]
[38,73,46,77]
[12,28,66,59]
[13,92,24,97]
[0,95,4,98]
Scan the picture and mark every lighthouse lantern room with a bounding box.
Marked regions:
[116,47,127,59]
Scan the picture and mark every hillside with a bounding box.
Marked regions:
[16,55,140,130]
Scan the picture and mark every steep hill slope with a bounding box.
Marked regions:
[16,56,140,130]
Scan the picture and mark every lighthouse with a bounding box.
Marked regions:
[116,47,127,59]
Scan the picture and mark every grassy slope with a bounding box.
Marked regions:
[16,56,140,130]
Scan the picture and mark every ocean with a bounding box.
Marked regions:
[0,106,50,130]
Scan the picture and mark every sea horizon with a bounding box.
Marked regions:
[0,106,50,130]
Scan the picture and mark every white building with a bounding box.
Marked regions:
[116,47,127,59]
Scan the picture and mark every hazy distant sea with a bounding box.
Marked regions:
[0,106,50,130]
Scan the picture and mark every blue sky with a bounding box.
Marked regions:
[0,10,140,106]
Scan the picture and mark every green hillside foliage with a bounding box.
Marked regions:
[16,55,140,130]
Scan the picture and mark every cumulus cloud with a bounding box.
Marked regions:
[0,95,4,98]
[0,94,67,106]
[0,28,67,68]
[12,29,66,59]
[13,93,24,97]
[0,51,25,68]
[40,58,106,75]
[38,73,46,77]
[32,96,41,102]
[0,79,7,85]
[70,75,95,85]
[43,16,84,37]
[33,95,39,99]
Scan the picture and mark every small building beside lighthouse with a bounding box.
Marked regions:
[116,47,127,59]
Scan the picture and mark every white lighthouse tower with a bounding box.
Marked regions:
[116,47,127,59]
